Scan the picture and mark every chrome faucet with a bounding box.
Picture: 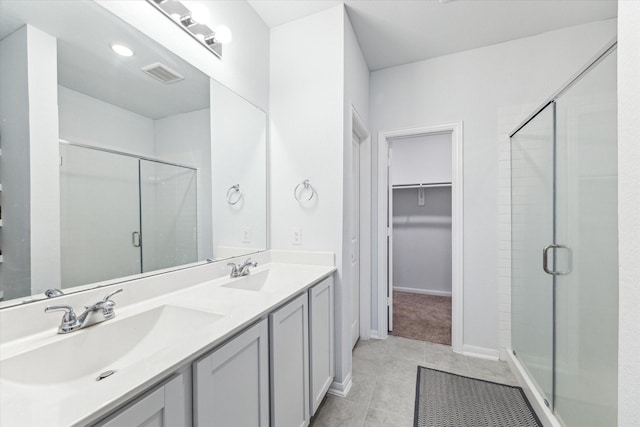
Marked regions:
[227,258,258,278]
[45,288,123,334]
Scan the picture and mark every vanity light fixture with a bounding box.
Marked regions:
[146,0,232,59]
[111,43,134,57]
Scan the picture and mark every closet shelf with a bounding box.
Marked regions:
[392,182,451,190]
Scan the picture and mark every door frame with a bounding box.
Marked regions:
[376,121,464,353]
[352,107,372,342]
[350,132,361,348]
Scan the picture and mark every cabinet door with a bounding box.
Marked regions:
[96,374,187,427]
[309,276,334,415]
[270,292,310,427]
[193,319,269,427]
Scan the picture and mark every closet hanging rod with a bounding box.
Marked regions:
[392,182,451,190]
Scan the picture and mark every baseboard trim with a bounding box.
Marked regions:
[369,330,382,339]
[461,344,500,360]
[393,287,452,297]
[327,372,352,398]
[506,350,562,427]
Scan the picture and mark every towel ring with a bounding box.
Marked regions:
[226,184,242,205]
[294,179,316,202]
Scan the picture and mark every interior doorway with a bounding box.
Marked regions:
[388,133,452,345]
[377,122,463,353]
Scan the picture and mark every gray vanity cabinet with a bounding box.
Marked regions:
[95,372,189,427]
[270,292,310,427]
[90,274,335,427]
[309,276,334,415]
[193,318,270,427]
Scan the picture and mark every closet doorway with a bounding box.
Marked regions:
[389,133,452,345]
[377,122,463,352]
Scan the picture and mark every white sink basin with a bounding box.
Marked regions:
[1,305,223,386]
[221,270,280,292]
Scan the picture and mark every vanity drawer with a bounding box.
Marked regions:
[94,371,190,427]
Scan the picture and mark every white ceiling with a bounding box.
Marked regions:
[0,1,210,120]
[248,0,617,71]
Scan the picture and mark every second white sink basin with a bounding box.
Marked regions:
[1,305,223,386]
[222,270,278,292]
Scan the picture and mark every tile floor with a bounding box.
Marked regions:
[310,335,519,427]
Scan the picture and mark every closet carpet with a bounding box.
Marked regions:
[391,291,451,345]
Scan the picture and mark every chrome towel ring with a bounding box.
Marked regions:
[294,179,316,202]
[226,184,242,205]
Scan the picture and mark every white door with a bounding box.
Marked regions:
[387,143,393,332]
[351,133,361,348]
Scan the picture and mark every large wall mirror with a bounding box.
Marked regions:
[0,1,267,308]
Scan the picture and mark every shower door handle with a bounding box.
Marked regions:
[132,231,142,248]
[542,244,571,275]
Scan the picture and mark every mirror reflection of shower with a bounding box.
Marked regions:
[60,142,197,288]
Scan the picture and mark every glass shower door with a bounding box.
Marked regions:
[139,160,198,273]
[511,104,555,408]
[554,48,618,427]
[60,144,142,288]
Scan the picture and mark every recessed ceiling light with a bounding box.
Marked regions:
[111,43,134,57]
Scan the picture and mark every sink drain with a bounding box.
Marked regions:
[96,370,116,381]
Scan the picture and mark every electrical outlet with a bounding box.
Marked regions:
[292,227,302,245]
[241,226,251,243]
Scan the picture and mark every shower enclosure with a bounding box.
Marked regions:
[60,143,197,288]
[511,42,618,427]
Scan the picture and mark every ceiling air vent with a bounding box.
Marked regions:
[141,62,184,84]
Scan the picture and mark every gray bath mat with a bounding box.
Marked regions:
[414,366,542,427]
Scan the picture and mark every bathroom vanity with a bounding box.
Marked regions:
[0,251,336,427]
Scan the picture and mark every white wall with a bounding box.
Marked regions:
[393,187,452,295]
[97,0,270,112]
[270,4,349,386]
[617,2,640,425]
[342,3,370,370]
[0,25,61,300]
[390,133,452,185]
[27,26,61,296]
[58,86,155,155]
[154,108,212,261]
[210,79,266,257]
[0,26,31,301]
[370,19,617,352]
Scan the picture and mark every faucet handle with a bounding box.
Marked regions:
[101,288,123,304]
[45,304,77,320]
[242,258,257,267]
[45,305,80,333]
[99,288,123,319]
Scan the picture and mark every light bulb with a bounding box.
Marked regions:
[214,25,232,44]
[189,3,210,25]
[111,43,134,57]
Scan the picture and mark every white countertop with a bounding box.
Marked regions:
[0,259,335,426]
